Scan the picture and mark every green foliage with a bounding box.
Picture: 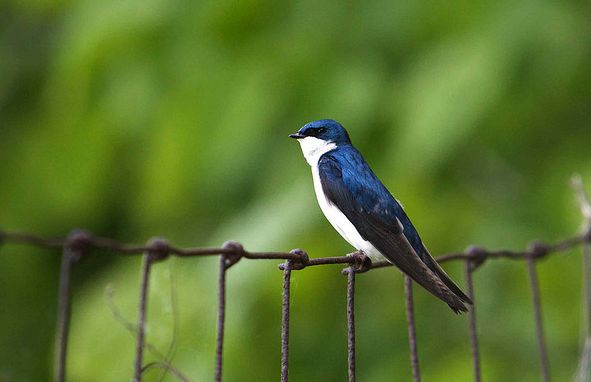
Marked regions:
[1,0,590,380]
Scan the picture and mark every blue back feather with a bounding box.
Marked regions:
[319,145,426,256]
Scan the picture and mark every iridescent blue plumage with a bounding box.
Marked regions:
[318,145,423,255]
[290,119,471,313]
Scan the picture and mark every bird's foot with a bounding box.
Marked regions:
[343,250,372,274]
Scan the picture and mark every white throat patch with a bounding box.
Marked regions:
[297,136,337,166]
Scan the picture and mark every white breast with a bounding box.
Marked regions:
[297,136,382,260]
[311,166,382,260]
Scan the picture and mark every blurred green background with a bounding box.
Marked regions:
[1,0,591,381]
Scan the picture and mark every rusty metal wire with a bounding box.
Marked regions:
[2,227,590,382]
[134,238,169,382]
[214,241,243,382]
[1,180,590,382]
[54,232,86,382]
[134,251,153,382]
[527,251,551,382]
[215,255,227,382]
[280,260,292,382]
[574,175,591,382]
[343,267,357,382]
[576,238,591,382]
[404,275,421,382]
[464,249,481,382]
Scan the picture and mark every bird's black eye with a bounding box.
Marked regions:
[305,127,326,137]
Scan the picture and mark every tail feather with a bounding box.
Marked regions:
[419,248,473,306]
[376,233,471,314]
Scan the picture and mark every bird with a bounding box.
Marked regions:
[289,119,472,313]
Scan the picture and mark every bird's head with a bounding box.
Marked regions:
[289,119,351,165]
[289,119,351,145]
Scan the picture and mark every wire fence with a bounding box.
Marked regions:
[1,177,591,382]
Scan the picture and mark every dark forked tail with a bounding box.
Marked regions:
[418,247,473,310]
[375,233,472,314]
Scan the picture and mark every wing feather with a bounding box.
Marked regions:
[318,151,470,313]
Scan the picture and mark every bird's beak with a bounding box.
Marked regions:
[289,133,305,139]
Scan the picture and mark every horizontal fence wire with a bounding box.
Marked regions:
[0,178,590,381]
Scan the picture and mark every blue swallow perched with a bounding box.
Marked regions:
[290,119,472,313]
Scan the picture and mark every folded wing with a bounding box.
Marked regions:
[318,151,471,313]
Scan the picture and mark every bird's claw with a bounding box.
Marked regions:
[343,250,372,274]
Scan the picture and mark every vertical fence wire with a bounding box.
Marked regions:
[281,260,293,382]
[215,255,227,382]
[346,268,356,382]
[214,241,243,382]
[584,240,591,345]
[464,260,481,382]
[574,175,591,381]
[54,245,79,382]
[527,256,551,382]
[404,275,421,382]
[576,239,591,381]
[134,251,154,382]
[133,238,169,382]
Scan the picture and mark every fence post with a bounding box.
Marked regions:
[134,238,169,382]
